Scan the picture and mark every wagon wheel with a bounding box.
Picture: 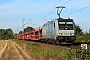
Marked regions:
[56,40,60,45]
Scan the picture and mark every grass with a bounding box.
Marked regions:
[26,42,65,60]
[13,39,90,60]
[14,40,75,60]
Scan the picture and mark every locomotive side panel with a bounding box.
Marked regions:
[42,21,53,39]
[53,19,59,40]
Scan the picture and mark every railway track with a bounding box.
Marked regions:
[24,40,89,50]
[23,39,90,50]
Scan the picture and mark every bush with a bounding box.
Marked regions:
[76,34,90,43]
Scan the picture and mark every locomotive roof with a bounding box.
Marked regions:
[58,18,73,22]
[42,21,54,27]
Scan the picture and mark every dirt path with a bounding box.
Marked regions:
[0,40,28,60]
[0,40,7,58]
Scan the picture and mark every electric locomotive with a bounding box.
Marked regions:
[41,18,76,44]
[42,6,76,44]
[54,18,76,44]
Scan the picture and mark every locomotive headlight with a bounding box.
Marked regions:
[59,33,63,35]
[70,33,74,36]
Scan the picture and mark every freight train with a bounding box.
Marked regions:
[18,6,76,44]
[17,18,76,44]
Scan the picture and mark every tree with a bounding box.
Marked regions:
[0,28,14,40]
[76,25,83,35]
[7,28,14,39]
[19,31,23,34]
[0,29,5,39]
[19,26,34,34]
[24,26,34,32]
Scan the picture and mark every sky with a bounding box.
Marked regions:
[0,0,90,33]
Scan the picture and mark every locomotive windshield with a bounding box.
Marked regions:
[58,19,74,30]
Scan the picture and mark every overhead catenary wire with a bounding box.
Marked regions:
[34,0,62,23]
[35,0,49,19]
[39,0,62,18]
[71,0,89,11]
[62,0,71,5]
[28,0,49,29]
[39,0,49,13]
[64,5,90,17]
[24,19,32,25]
[36,0,72,27]
[41,0,71,20]
[40,0,71,20]
[64,0,90,15]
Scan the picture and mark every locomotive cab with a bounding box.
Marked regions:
[53,18,76,43]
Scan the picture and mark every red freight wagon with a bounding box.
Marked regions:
[17,27,42,41]
[24,32,29,40]
[28,28,42,40]
[17,34,22,39]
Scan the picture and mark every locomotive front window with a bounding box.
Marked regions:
[66,24,73,30]
[59,24,65,30]
[59,22,73,30]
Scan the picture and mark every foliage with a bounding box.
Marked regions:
[19,26,34,34]
[75,25,90,43]
[76,48,90,60]
[0,28,14,40]
[24,26,34,32]
[76,34,90,42]
[19,31,23,34]
[76,25,83,35]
